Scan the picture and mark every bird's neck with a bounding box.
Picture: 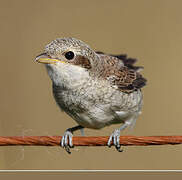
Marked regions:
[45,63,91,90]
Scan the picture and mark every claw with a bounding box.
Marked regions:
[107,129,123,152]
[60,131,73,154]
[115,144,123,152]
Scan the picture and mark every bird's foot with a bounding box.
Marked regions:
[60,130,74,154]
[107,129,123,152]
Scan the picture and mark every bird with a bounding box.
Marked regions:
[35,37,147,154]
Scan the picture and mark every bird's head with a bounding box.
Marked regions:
[35,37,99,86]
[35,37,98,68]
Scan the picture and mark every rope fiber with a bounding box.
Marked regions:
[0,136,182,147]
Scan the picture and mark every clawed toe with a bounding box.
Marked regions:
[60,131,74,154]
[107,129,123,152]
[115,144,123,152]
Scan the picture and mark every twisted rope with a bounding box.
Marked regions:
[0,136,182,146]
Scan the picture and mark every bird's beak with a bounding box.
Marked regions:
[35,53,61,64]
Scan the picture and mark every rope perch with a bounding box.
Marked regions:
[0,136,182,146]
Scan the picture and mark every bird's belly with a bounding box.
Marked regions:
[53,83,142,129]
[73,112,113,129]
[69,106,132,129]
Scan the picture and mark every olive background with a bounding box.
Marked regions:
[0,0,182,170]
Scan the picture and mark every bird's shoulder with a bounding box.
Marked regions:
[96,51,147,93]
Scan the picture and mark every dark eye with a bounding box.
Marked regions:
[65,51,75,60]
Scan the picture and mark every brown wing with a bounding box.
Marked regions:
[96,51,143,72]
[96,52,147,93]
[114,67,147,92]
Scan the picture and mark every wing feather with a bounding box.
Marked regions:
[96,52,147,93]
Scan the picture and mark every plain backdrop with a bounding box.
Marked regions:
[0,0,182,170]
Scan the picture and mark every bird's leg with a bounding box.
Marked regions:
[107,123,129,152]
[80,128,85,136]
[61,125,84,154]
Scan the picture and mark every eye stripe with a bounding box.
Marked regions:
[72,55,91,69]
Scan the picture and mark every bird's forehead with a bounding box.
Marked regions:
[45,38,89,53]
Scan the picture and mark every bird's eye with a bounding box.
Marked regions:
[65,51,75,60]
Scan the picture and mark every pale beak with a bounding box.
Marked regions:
[35,53,62,64]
